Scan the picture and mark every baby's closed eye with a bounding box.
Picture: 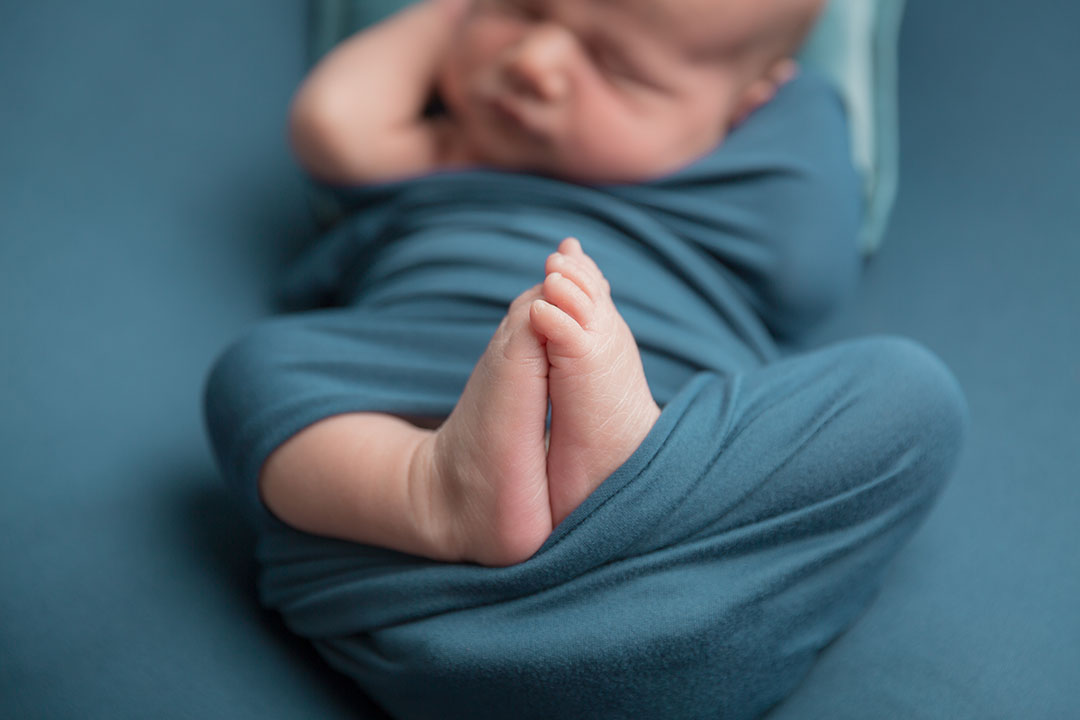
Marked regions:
[584,40,634,79]
[497,0,545,21]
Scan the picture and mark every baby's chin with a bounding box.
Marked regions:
[466,130,724,186]
[452,102,728,184]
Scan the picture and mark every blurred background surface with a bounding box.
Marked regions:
[1,1,1077,717]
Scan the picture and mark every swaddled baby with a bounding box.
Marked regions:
[266,0,827,567]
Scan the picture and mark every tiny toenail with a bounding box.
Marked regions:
[549,271,563,281]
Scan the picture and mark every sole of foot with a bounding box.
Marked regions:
[528,237,661,526]
[419,284,555,566]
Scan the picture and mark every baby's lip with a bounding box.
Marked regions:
[480,90,552,145]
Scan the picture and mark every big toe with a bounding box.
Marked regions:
[530,295,590,360]
[545,238,611,299]
[495,284,548,365]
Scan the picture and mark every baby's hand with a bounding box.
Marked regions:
[289,0,475,184]
[434,0,471,25]
[730,59,799,129]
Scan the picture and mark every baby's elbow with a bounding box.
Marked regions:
[287,88,363,183]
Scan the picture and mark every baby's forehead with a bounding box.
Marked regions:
[568,0,744,56]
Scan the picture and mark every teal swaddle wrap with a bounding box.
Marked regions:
[204,73,967,719]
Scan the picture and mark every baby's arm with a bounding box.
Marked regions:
[288,0,469,184]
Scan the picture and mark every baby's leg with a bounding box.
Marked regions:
[249,290,971,720]
[248,286,555,567]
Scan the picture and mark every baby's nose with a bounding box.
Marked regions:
[503,23,573,102]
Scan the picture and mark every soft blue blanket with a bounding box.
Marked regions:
[204,73,968,719]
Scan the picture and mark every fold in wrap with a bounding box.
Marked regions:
[204,72,969,719]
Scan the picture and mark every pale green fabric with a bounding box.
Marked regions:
[307,0,906,254]
[799,0,906,253]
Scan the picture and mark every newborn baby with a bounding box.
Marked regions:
[205,4,968,712]
[293,0,821,184]
[267,0,827,567]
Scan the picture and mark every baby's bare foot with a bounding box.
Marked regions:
[529,238,661,525]
[414,285,554,566]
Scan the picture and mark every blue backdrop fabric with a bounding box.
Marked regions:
[202,73,967,719]
[2,2,1078,719]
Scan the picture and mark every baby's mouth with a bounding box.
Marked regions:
[486,96,553,148]
[489,96,528,130]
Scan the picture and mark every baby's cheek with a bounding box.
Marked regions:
[441,20,513,97]
[564,111,674,182]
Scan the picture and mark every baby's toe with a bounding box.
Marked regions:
[558,237,586,258]
[529,299,591,359]
[497,284,548,364]
[543,271,595,328]
[546,252,606,301]
[555,238,610,296]
[508,283,545,318]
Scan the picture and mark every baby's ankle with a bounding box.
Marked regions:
[412,428,552,567]
[405,432,469,563]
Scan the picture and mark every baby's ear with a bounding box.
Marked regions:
[768,58,800,87]
[730,59,799,128]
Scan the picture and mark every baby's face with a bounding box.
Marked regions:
[438,0,814,183]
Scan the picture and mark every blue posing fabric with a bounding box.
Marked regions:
[203,72,968,719]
